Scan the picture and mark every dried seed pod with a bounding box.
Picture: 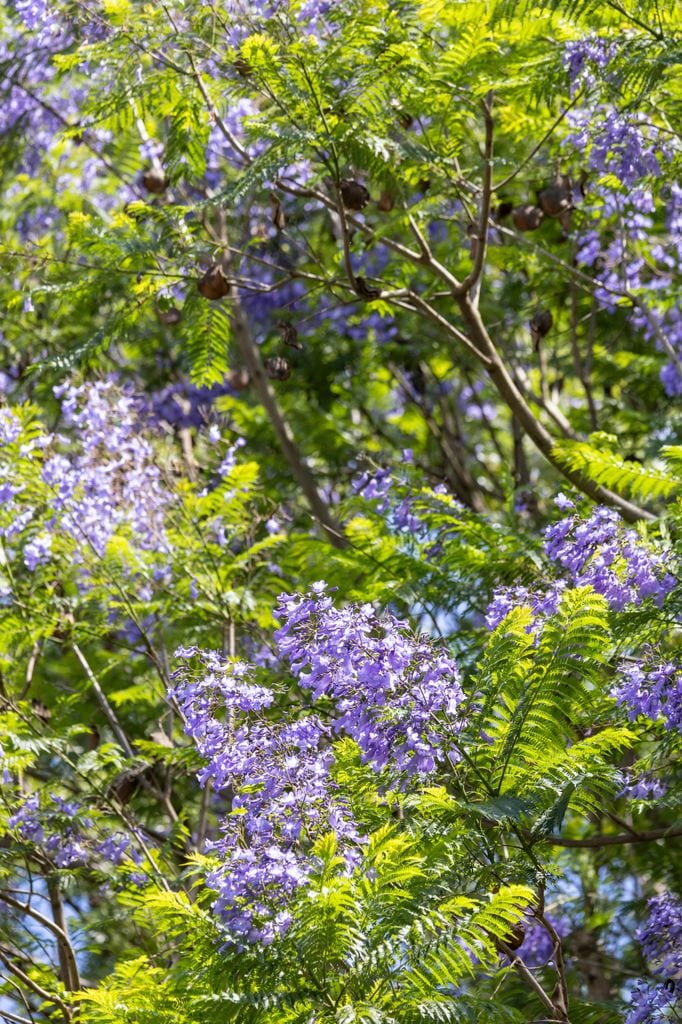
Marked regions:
[111,769,142,805]
[233,54,252,77]
[270,193,286,231]
[530,309,553,350]
[398,110,414,129]
[277,319,303,350]
[354,276,381,300]
[537,176,572,218]
[504,922,527,951]
[265,356,291,381]
[377,189,395,212]
[157,305,182,326]
[593,255,606,274]
[31,699,51,724]
[198,263,229,300]
[339,179,370,211]
[512,204,544,231]
[495,200,514,220]
[142,166,167,194]
[226,368,250,391]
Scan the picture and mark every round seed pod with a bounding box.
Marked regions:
[512,205,544,231]
[377,189,395,212]
[495,200,514,220]
[277,320,303,350]
[537,182,572,218]
[505,922,526,951]
[340,179,370,211]
[530,309,553,350]
[142,166,167,194]
[233,54,252,77]
[198,263,229,300]
[156,302,181,326]
[265,356,291,381]
[530,309,553,338]
[354,276,381,300]
[226,369,250,391]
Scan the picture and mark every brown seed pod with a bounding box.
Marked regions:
[270,193,286,231]
[530,309,553,350]
[377,189,395,213]
[226,368,250,391]
[537,176,572,218]
[142,166,167,194]
[111,769,142,805]
[31,699,52,724]
[512,204,544,231]
[354,276,381,300]
[495,200,514,220]
[233,54,252,77]
[198,263,229,300]
[504,921,527,951]
[265,356,291,381]
[157,305,182,326]
[339,179,370,211]
[277,319,303,350]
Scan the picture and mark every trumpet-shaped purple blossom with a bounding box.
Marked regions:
[544,506,675,611]
[274,583,464,775]
[172,588,464,942]
[0,382,171,575]
[172,648,361,944]
[612,655,682,732]
[624,895,682,1024]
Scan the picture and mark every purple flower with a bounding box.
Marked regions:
[23,533,52,571]
[612,654,682,732]
[544,506,675,610]
[274,584,464,775]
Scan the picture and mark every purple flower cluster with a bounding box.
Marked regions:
[563,36,616,93]
[625,895,682,1024]
[544,505,675,611]
[173,588,464,942]
[612,654,682,732]
[625,983,678,1024]
[485,582,567,631]
[275,583,464,775]
[172,648,360,945]
[620,769,667,801]
[352,466,393,512]
[9,794,89,868]
[0,382,171,579]
[7,792,148,879]
[638,894,682,978]
[567,109,662,188]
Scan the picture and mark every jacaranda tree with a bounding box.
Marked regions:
[0,1,681,1022]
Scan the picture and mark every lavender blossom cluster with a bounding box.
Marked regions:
[275,583,464,775]
[543,504,674,611]
[626,894,682,1024]
[172,648,361,945]
[7,792,147,881]
[486,501,674,631]
[0,381,170,586]
[173,586,464,943]
[613,655,682,732]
